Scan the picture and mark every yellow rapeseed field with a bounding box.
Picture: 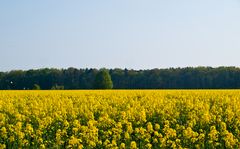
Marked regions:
[1,90,240,148]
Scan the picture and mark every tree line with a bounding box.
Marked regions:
[0,66,240,90]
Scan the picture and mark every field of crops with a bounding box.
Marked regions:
[1,90,240,148]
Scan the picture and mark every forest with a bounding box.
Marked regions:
[0,67,240,90]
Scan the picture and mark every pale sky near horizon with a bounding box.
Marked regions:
[0,0,240,71]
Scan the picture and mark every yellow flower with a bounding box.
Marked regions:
[154,123,160,131]
[0,127,7,139]
[120,143,126,149]
[25,123,34,134]
[40,144,45,149]
[17,131,25,140]
[146,122,153,133]
[130,141,137,149]
[145,143,152,149]
[68,136,79,146]
[0,144,6,149]
[1,90,240,148]
[9,136,15,142]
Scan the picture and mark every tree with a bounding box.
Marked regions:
[1,67,240,89]
[33,84,41,90]
[51,84,64,90]
[93,69,113,89]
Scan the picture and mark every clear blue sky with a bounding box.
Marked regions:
[1,0,240,71]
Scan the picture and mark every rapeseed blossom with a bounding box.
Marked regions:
[0,90,240,148]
